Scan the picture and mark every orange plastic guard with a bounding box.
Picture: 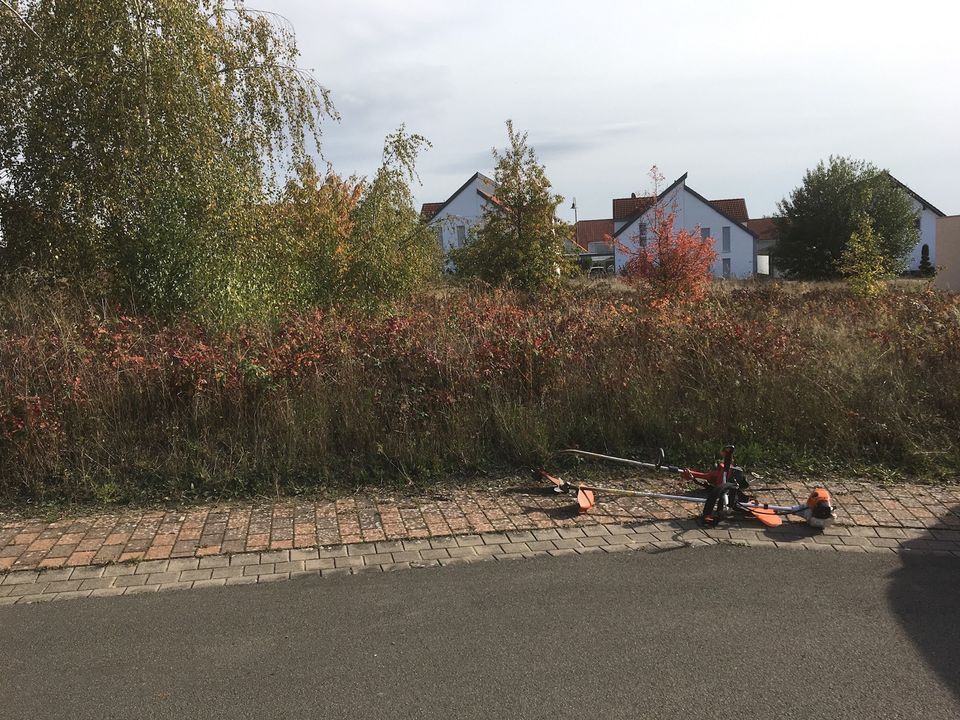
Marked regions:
[749,508,783,527]
[577,489,596,512]
[541,471,564,487]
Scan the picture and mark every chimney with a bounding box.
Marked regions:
[631,193,636,198]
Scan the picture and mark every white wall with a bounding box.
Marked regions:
[614,184,756,278]
[427,175,494,256]
[904,202,939,271]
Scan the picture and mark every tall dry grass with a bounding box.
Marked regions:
[1,280,958,502]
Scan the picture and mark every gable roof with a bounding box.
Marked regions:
[888,175,946,217]
[613,173,688,237]
[575,219,615,249]
[613,174,759,240]
[709,198,749,224]
[419,172,496,222]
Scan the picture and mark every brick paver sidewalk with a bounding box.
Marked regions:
[2,477,958,605]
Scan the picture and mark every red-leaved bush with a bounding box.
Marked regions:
[619,168,717,303]
[1,281,959,501]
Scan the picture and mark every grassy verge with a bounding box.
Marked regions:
[2,280,958,505]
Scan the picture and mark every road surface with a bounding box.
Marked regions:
[2,545,957,719]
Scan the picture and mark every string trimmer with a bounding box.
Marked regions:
[543,445,835,529]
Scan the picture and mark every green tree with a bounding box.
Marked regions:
[0,0,334,321]
[773,156,918,279]
[918,244,935,277]
[837,214,893,298]
[450,120,567,291]
[340,126,440,310]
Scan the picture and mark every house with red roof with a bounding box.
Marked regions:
[420,172,497,259]
[612,173,759,278]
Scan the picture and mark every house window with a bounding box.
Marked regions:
[722,258,731,278]
[456,225,466,246]
[637,222,647,246]
[721,227,731,253]
[701,227,711,241]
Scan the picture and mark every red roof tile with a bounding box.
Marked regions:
[612,195,655,221]
[575,219,614,250]
[745,217,778,242]
[420,202,444,221]
[709,198,749,224]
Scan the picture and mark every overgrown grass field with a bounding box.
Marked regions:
[2,281,958,503]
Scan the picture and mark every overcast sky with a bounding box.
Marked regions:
[260,0,959,222]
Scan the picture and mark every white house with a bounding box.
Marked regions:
[890,176,946,272]
[612,173,759,278]
[420,172,496,256]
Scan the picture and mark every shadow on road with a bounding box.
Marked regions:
[887,504,960,704]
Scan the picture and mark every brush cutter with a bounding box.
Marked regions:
[547,445,835,529]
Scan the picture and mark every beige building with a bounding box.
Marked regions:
[935,216,960,292]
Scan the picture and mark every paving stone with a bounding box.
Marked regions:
[8,583,48,597]
[506,531,536,543]
[52,590,94,601]
[242,564,274,576]
[499,542,531,554]
[144,572,181,585]
[175,568,212,582]
[134,560,170,574]
[579,536,609,548]
[192,579,227,589]
[102,564,137,578]
[361,553,395,566]
[78,578,116,591]
[289,548,320,561]
[419,548,450,561]
[527,540,557,552]
[480,533,509,545]
[473,545,502,557]
[2,571,40,585]
[446,546,478,559]
[44,580,83,593]
[37,568,75,582]
[225,576,258,586]
[390,551,422,563]
[333,556,364,569]
[582,525,610,537]
[260,550,291,563]
[556,528,586,539]
[304,558,336,572]
[548,548,578,557]
[272,560,306,574]
[402,539,432,551]
[158,582,194,592]
[229,553,262,566]
[454,535,484,547]
[166,558,200,572]
[316,546,348,559]
[374,541,405,554]
[113,574,148,588]
[379,562,411,572]
[532,529,561,541]
[198,555,231,569]
[428,536,460,549]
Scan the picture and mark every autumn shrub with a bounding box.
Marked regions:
[619,168,717,304]
[1,280,959,503]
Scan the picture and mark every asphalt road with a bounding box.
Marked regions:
[2,545,958,720]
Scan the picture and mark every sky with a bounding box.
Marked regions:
[259,0,959,222]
